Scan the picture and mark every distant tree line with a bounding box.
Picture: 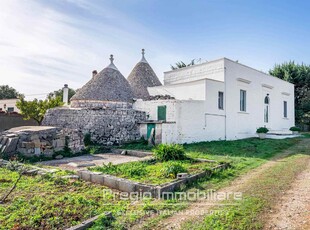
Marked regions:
[269,62,310,129]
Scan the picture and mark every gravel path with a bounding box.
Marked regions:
[264,157,310,230]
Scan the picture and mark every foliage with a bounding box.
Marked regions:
[160,162,187,178]
[95,161,148,178]
[269,61,310,126]
[16,96,64,125]
[256,127,269,134]
[153,144,186,162]
[47,87,76,102]
[83,133,93,146]
[0,85,23,99]
[289,126,301,132]
[170,59,196,70]
[91,159,217,185]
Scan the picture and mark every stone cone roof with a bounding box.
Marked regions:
[71,55,134,103]
[127,49,162,100]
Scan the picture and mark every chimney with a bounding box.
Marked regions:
[63,84,69,105]
[92,70,98,78]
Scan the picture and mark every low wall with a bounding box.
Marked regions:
[0,126,84,157]
[78,163,229,198]
[42,107,146,145]
[0,113,38,132]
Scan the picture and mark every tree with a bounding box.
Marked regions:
[47,87,76,102]
[269,61,310,126]
[171,59,196,70]
[0,85,22,99]
[16,96,64,125]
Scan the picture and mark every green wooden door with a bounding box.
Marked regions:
[157,105,167,121]
[147,123,155,139]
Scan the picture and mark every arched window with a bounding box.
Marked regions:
[264,95,270,104]
[264,94,269,123]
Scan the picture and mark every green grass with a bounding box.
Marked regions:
[0,137,302,229]
[90,159,219,185]
[182,153,310,230]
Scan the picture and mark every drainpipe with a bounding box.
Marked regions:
[224,66,227,140]
[63,84,69,105]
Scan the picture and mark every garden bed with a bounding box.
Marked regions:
[89,159,220,185]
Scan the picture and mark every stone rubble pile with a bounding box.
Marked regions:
[0,126,85,158]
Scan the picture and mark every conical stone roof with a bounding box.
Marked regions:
[127,49,162,100]
[71,55,134,103]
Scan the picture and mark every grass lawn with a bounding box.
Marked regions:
[89,159,220,185]
[182,153,310,230]
[0,137,302,229]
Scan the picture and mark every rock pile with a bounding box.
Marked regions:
[0,126,84,158]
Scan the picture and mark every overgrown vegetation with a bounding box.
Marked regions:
[153,144,187,162]
[90,159,217,184]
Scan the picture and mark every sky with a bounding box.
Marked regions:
[0,0,309,99]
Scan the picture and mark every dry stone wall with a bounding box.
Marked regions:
[0,127,84,158]
[42,107,146,145]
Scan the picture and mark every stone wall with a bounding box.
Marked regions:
[70,100,132,109]
[0,113,38,132]
[0,126,85,158]
[42,107,146,145]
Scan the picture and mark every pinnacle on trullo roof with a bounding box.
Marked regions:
[71,54,134,103]
[127,49,162,100]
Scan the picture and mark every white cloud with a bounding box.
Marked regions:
[0,0,182,99]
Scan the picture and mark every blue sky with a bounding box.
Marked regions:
[0,0,309,99]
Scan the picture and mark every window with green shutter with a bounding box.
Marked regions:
[157,105,167,121]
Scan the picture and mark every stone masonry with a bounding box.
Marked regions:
[42,107,146,145]
[0,126,84,158]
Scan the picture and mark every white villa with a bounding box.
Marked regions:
[43,50,295,145]
[135,57,295,144]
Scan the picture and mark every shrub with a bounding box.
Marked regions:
[161,162,187,178]
[289,126,301,132]
[153,144,186,162]
[256,127,269,134]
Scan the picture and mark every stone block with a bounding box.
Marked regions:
[102,175,119,189]
[78,170,92,181]
[91,173,104,184]
[118,178,136,192]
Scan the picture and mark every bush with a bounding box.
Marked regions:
[153,144,186,162]
[161,162,187,178]
[289,126,301,132]
[256,127,269,134]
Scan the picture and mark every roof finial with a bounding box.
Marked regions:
[106,54,118,70]
[140,48,147,63]
[110,54,114,64]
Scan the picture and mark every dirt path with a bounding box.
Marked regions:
[133,139,310,230]
[264,158,310,230]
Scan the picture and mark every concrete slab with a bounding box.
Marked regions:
[38,153,152,171]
